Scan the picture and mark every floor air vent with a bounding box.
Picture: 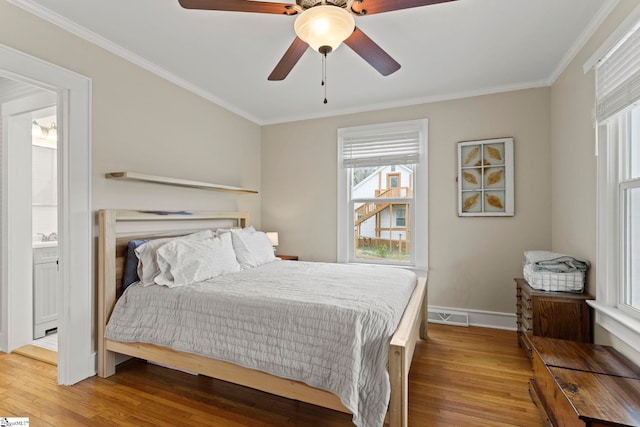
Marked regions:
[427,309,470,327]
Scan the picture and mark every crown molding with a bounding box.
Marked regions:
[548,0,619,83]
[7,0,262,125]
[8,0,613,126]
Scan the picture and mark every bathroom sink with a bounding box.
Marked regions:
[33,241,58,248]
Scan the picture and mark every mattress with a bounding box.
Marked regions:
[105,260,417,427]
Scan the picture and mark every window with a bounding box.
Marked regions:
[337,119,428,272]
[606,107,640,318]
[395,206,406,227]
[592,17,640,353]
[387,172,400,188]
[623,107,640,313]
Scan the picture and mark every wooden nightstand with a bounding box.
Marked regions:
[515,278,592,360]
[276,255,298,261]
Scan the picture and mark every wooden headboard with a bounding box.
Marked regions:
[97,209,249,372]
[101,210,249,297]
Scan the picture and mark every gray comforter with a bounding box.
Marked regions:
[105,260,417,427]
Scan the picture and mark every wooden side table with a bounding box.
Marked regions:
[276,255,298,261]
[515,278,592,359]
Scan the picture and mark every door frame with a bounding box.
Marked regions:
[386,172,401,190]
[2,93,57,353]
[0,43,93,385]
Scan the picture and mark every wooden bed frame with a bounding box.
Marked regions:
[97,209,428,427]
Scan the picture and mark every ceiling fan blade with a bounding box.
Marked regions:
[344,27,400,76]
[351,0,456,15]
[179,0,297,15]
[268,37,309,81]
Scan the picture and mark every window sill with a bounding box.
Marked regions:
[587,300,640,353]
[341,261,428,278]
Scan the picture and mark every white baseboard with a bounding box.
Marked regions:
[115,352,132,366]
[428,305,516,331]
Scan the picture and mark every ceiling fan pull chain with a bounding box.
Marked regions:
[322,51,328,104]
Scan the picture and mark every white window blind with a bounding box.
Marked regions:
[596,22,640,121]
[341,130,421,168]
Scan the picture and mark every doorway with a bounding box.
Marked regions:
[0,44,93,385]
[31,109,59,358]
[2,89,58,366]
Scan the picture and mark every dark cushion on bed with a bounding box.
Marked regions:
[122,239,148,291]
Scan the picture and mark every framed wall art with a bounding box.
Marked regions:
[457,137,514,216]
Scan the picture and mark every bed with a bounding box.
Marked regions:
[97,209,428,427]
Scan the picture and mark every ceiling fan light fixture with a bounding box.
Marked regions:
[294,5,355,53]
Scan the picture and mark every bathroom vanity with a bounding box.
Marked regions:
[33,242,58,339]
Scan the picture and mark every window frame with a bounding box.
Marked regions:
[387,172,400,189]
[589,9,640,355]
[337,119,428,274]
[395,206,407,227]
[621,182,640,316]
[593,112,640,354]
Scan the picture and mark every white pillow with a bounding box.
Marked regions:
[215,225,255,237]
[135,229,214,286]
[230,230,276,269]
[154,233,240,287]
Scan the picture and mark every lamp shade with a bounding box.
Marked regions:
[294,5,355,53]
[266,232,279,247]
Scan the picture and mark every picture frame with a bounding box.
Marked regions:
[457,137,514,216]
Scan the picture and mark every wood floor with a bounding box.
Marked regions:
[12,345,57,366]
[0,324,543,426]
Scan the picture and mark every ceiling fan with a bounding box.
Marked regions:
[178,0,457,81]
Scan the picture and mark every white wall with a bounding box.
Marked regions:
[0,1,262,359]
[550,0,640,366]
[0,2,262,223]
[262,87,552,316]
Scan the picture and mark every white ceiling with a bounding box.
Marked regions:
[11,0,615,124]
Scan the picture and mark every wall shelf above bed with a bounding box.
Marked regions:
[105,171,259,195]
